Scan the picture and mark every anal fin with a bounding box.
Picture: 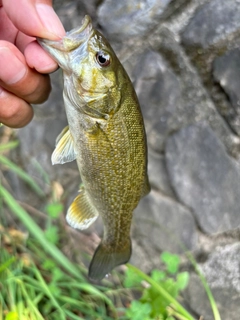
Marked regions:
[51,126,76,165]
[66,187,98,230]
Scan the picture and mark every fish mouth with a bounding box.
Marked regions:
[37,15,92,65]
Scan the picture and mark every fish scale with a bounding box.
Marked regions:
[38,15,150,280]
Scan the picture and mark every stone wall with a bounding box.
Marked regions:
[15,1,240,319]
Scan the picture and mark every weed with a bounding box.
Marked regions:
[0,138,221,320]
[124,253,191,320]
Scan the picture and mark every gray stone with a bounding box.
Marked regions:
[132,190,198,256]
[134,31,240,156]
[185,243,240,320]
[213,48,240,112]
[54,0,99,29]
[211,48,240,136]
[132,50,182,152]
[166,123,240,234]
[5,0,240,315]
[147,149,176,198]
[181,0,240,49]
[98,0,171,40]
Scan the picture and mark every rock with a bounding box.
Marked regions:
[213,48,240,112]
[212,48,240,135]
[132,189,198,258]
[56,0,98,31]
[98,0,172,40]
[185,243,240,320]
[131,32,239,156]
[166,123,240,234]
[181,0,240,49]
[5,0,240,316]
[147,149,176,198]
[132,50,182,152]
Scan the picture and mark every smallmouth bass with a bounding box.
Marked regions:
[38,15,150,280]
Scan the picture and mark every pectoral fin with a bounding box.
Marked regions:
[51,126,76,165]
[66,187,98,230]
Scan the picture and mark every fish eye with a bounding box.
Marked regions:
[96,51,111,67]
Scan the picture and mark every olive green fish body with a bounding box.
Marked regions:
[38,16,150,280]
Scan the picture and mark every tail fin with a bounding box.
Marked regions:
[88,239,131,281]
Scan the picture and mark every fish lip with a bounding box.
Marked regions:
[37,15,92,52]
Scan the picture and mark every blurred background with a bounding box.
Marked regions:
[1,0,240,319]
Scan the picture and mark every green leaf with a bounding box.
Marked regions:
[162,278,179,298]
[52,268,64,282]
[46,202,63,219]
[161,252,180,274]
[127,264,195,320]
[42,259,56,271]
[49,282,61,296]
[126,301,152,320]
[45,226,59,245]
[176,272,189,290]
[151,269,166,282]
[124,267,143,288]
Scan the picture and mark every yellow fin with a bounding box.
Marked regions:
[55,125,69,145]
[66,187,98,230]
[88,238,132,281]
[51,126,76,165]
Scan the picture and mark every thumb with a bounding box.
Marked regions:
[2,0,65,40]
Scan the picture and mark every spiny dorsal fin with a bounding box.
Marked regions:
[51,126,76,165]
[88,238,132,281]
[66,187,99,230]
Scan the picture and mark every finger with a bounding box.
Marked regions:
[2,0,65,40]
[24,40,58,73]
[15,30,58,72]
[16,32,58,72]
[15,31,35,54]
[0,5,57,71]
[0,6,18,43]
[0,87,33,128]
[0,42,51,104]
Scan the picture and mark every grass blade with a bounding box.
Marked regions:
[33,265,65,320]
[0,155,44,197]
[0,184,82,281]
[185,252,221,320]
[0,141,19,153]
[0,257,16,273]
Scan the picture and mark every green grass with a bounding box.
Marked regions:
[0,138,221,320]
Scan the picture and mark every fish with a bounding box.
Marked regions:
[37,15,150,280]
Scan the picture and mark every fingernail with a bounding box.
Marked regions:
[0,48,27,84]
[0,86,6,97]
[36,4,65,38]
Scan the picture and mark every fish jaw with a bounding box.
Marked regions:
[37,15,93,72]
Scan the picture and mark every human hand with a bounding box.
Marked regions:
[0,0,65,128]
